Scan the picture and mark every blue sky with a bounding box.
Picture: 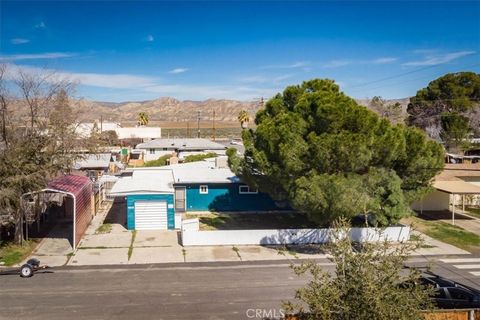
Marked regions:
[1,1,479,102]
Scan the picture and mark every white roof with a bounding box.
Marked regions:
[136,138,226,151]
[109,170,174,196]
[75,122,121,138]
[115,127,161,140]
[73,153,112,169]
[130,158,240,184]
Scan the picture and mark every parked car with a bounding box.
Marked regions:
[403,272,480,309]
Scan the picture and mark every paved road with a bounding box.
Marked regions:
[0,257,479,320]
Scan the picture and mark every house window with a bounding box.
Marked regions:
[199,185,208,194]
[239,185,258,194]
[162,147,168,151]
[149,149,155,154]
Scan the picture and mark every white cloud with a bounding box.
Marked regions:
[0,52,75,61]
[4,64,156,89]
[35,21,46,29]
[5,64,272,100]
[322,59,351,68]
[168,68,189,74]
[403,50,476,66]
[371,57,397,64]
[11,38,30,45]
[146,35,154,42]
[239,74,293,84]
[261,61,310,69]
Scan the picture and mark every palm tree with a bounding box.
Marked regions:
[137,112,149,126]
[238,110,250,129]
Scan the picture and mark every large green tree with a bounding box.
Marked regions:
[407,72,480,149]
[229,79,444,226]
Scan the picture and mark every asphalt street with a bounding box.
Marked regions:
[0,257,479,320]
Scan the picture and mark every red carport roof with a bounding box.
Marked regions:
[48,174,91,197]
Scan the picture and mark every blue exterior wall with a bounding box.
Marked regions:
[126,194,175,230]
[177,183,284,212]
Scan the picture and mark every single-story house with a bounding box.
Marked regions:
[411,163,480,223]
[136,138,227,162]
[115,127,161,141]
[75,121,161,142]
[109,157,285,230]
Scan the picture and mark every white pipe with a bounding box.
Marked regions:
[452,194,456,225]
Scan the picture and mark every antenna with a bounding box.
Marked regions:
[212,110,216,141]
[197,111,201,138]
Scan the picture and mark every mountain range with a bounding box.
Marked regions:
[73,97,410,126]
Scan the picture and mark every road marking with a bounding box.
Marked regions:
[470,271,480,276]
[453,264,480,269]
[439,258,480,263]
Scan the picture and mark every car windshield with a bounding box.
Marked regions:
[427,277,456,287]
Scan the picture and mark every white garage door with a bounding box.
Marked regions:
[134,201,168,230]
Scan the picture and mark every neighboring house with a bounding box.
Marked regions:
[73,153,124,179]
[75,121,121,138]
[411,163,480,222]
[109,157,285,231]
[75,120,161,142]
[115,127,161,141]
[136,138,227,162]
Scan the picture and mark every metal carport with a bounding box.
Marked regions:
[432,180,480,225]
[22,175,93,249]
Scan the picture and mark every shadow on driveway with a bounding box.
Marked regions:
[104,197,127,228]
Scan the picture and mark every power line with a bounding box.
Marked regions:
[348,57,480,90]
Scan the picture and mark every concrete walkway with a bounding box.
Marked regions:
[27,200,471,267]
[27,219,73,267]
[411,231,470,256]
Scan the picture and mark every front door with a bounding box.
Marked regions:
[175,187,186,212]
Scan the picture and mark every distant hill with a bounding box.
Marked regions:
[72,97,411,126]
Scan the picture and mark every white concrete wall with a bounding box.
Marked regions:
[174,214,183,230]
[411,190,450,211]
[115,127,161,140]
[143,150,173,162]
[181,219,411,246]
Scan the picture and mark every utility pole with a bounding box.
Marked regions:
[197,111,201,138]
[186,122,190,138]
[100,115,103,133]
[212,110,216,141]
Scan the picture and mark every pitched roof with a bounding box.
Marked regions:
[136,138,227,151]
[73,153,112,169]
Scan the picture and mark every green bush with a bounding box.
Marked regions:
[184,152,218,163]
[144,155,171,167]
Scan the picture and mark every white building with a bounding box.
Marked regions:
[75,120,161,141]
[115,127,161,140]
[136,138,227,162]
